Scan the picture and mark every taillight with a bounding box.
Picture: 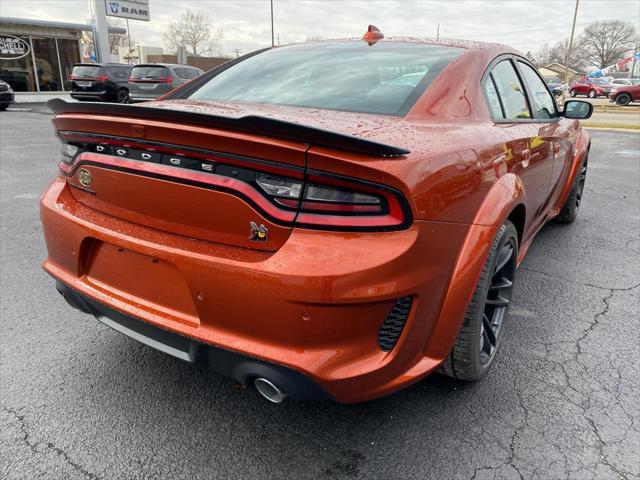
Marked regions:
[254,171,409,230]
[161,76,173,83]
[55,135,412,231]
[95,75,109,82]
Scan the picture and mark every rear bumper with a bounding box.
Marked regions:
[40,176,485,403]
[55,279,328,400]
[0,91,14,104]
[129,93,161,102]
[70,91,108,100]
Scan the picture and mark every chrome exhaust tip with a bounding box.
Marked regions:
[254,377,288,403]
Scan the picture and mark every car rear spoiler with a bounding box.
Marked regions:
[47,99,410,158]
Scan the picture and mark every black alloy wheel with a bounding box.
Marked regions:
[117,89,130,103]
[441,220,518,380]
[479,238,516,364]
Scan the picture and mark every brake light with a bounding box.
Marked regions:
[95,75,108,82]
[255,171,409,230]
[160,76,173,83]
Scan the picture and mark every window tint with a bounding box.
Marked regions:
[484,76,504,118]
[517,61,557,119]
[174,67,200,79]
[71,65,104,77]
[490,60,531,120]
[188,42,463,116]
[107,66,131,79]
[131,66,170,79]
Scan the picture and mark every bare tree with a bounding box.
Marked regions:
[579,20,638,68]
[163,10,223,56]
[107,18,134,54]
[539,38,587,71]
[81,18,135,56]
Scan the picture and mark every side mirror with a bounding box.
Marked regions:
[563,100,593,119]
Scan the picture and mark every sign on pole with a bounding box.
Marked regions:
[105,0,150,22]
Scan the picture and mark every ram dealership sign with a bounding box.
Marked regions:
[105,0,150,21]
[0,35,30,60]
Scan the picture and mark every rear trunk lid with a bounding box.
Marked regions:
[129,65,174,97]
[70,65,107,92]
[50,99,410,251]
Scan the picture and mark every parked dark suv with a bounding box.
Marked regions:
[128,64,203,103]
[69,63,132,103]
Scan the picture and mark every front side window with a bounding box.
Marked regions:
[517,61,557,120]
[188,42,463,116]
[489,60,531,120]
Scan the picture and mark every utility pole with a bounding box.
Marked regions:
[436,24,440,41]
[126,18,131,51]
[233,48,242,58]
[561,0,579,104]
[89,0,111,63]
[270,0,275,47]
[629,43,638,80]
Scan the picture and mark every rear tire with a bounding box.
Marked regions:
[441,220,518,381]
[117,89,129,103]
[556,155,588,223]
[615,93,632,106]
[569,89,577,97]
[588,89,596,98]
[0,104,8,111]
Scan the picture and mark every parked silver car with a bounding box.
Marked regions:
[128,64,203,103]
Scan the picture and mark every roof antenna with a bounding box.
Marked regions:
[363,25,384,46]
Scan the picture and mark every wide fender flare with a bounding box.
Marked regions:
[423,173,525,361]
[554,128,590,212]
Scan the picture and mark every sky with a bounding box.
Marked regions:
[1,0,639,57]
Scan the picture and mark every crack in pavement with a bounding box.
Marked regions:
[1,405,100,480]
[519,267,640,293]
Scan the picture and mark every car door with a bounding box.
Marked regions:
[486,57,554,237]
[515,60,570,217]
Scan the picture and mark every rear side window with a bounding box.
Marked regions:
[484,77,504,118]
[107,67,131,79]
[188,42,463,116]
[131,66,170,79]
[174,68,199,79]
[488,60,531,120]
[517,61,557,119]
[72,65,104,77]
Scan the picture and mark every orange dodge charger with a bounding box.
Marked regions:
[41,32,592,403]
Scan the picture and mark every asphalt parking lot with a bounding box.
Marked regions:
[1,110,638,480]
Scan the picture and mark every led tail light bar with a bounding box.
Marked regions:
[56,133,412,232]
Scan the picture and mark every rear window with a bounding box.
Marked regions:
[72,65,104,77]
[131,66,170,79]
[174,68,200,79]
[188,42,463,116]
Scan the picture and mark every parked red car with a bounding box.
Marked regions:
[41,32,593,403]
[608,83,640,105]
[569,77,612,98]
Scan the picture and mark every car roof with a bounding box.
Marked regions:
[133,63,199,68]
[73,63,132,67]
[280,37,519,56]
